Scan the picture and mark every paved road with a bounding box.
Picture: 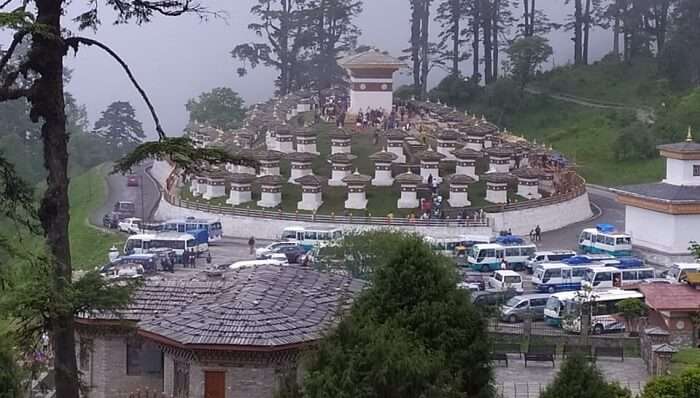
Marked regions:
[91,162,161,226]
[537,186,624,251]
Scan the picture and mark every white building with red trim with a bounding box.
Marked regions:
[338,49,404,114]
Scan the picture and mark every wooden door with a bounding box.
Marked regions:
[204,371,226,398]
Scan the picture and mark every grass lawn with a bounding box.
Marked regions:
[506,96,665,186]
[9,163,124,271]
[670,348,700,374]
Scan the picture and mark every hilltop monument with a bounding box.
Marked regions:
[339,49,404,115]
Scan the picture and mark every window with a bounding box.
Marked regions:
[305,231,317,240]
[694,165,700,176]
[495,273,503,282]
[531,298,548,307]
[126,338,162,376]
[543,269,560,282]
[333,230,343,239]
[505,247,520,256]
[521,247,535,257]
[318,232,331,241]
[605,236,615,245]
[516,301,528,309]
[561,269,571,279]
[126,338,142,375]
[595,272,612,282]
[622,271,638,281]
[639,270,655,279]
[504,276,521,284]
[572,267,587,277]
[79,338,92,371]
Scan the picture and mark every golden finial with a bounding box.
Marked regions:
[687,126,694,142]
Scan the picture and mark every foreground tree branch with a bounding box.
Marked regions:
[65,36,166,140]
[0,30,28,75]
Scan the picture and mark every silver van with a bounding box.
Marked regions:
[499,294,551,323]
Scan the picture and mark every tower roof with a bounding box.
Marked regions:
[657,128,700,160]
[338,49,405,69]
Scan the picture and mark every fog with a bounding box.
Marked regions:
[59,0,614,137]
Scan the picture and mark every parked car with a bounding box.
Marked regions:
[127,175,139,187]
[471,289,519,307]
[113,201,136,219]
[102,214,119,229]
[255,241,302,259]
[487,270,524,292]
[499,294,551,323]
[118,217,142,234]
[526,250,577,274]
[271,245,307,264]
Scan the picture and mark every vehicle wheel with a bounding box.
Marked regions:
[593,324,604,335]
[480,264,490,273]
[508,315,518,323]
[548,286,555,294]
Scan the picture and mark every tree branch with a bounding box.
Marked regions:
[65,36,167,140]
[0,0,15,9]
[0,86,31,100]
[0,30,28,76]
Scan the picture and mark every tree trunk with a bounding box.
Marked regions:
[451,0,460,75]
[655,0,670,55]
[583,0,591,65]
[522,0,530,37]
[613,5,620,59]
[420,0,430,98]
[492,0,499,80]
[29,0,79,396]
[472,0,480,81]
[530,0,536,36]
[482,1,493,83]
[574,0,583,65]
[411,1,422,93]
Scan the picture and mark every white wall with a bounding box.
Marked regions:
[487,193,593,236]
[349,90,393,114]
[626,206,700,254]
[665,158,700,186]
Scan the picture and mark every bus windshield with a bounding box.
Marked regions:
[152,240,186,250]
[546,297,563,315]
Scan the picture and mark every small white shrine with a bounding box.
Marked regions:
[369,150,398,186]
[338,49,404,114]
[483,173,513,204]
[296,175,324,212]
[257,175,284,208]
[226,173,256,206]
[395,171,422,209]
[342,171,371,210]
[448,174,475,207]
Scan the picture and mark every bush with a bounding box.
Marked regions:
[642,366,700,398]
[540,354,632,398]
[613,122,658,161]
[429,74,483,108]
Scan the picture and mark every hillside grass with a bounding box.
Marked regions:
[670,348,700,374]
[9,163,124,271]
[501,95,665,186]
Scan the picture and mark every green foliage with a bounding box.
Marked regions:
[0,338,23,398]
[540,354,632,398]
[658,0,700,88]
[613,122,658,161]
[505,36,553,91]
[642,366,700,398]
[655,89,700,143]
[304,232,494,398]
[93,100,145,155]
[185,87,246,131]
[616,298,647,319]
[484,79,524,115]
[429,74,482,108]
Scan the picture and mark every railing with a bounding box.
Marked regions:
[158,163,588,228]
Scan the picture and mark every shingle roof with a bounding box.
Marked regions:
[639,284,700,311]
[612,183,700,202]
[295,174,325,186]
[96,266,363,349]
[338,49,404,68]
[452,147,484,159]
[369,151,398,162]
[481,172,515,183]
[286,152,316,162]
[257,175,285,186]
[415,149,446,162]
[342,171,372,185]
[228,173,257,184]
[395,171,423,184]
[328,153,358,163]
[449,174,476,185]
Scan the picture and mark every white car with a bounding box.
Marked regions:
[118,217,142,234]
[487,270,524,293]
[255,241,300,259]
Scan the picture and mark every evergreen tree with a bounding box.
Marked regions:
[185,87,246,131]
[540,354,632,398]
[93,101,145,152]
[435,0,470,76]
[304,233,494,397]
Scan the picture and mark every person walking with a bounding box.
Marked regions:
[535,225,542,242]
[248,236,256,255]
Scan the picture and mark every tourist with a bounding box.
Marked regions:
[500,259,508,270]
[248,236,256,255]
[535,225,542,242]
[529,229,535,242]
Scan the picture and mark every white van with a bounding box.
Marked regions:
[488,270,523,292]
[526,250,577,274]
[118,217,142,234]
[582,266,656,289]
[666,263,700,283]
[229,259,287,270]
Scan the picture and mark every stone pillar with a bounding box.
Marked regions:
[266,128,277,150]
[296,175,323,211]
[452,148,483,181]
[486,181,508,204]
[226,174,256,206]
[517,176,541,200]
[294,128,319,154]
[329,130,352,155]
[191,175,206,196]
[464,134,485,151]
[540,172,555,193]
[202,175,227,200]
[487,152,512,173]
[420,160,441,183]
[395,172,422,209]
[259,159,281,177]
[276,129,294,153]
[651,344,678,376]
[257,175,284,208]
[328,153,357,186]
[436,130,459,160]
[287,152,315,184]
[448,175,475,207]
[385,130,407,163]
[342,172,371,210]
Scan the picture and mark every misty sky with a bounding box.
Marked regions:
[57,0,614,137]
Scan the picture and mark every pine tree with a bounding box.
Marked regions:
[93,101,145,152]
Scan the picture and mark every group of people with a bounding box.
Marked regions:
[530,225,542,242]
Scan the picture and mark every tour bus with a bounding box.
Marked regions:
[280,226,344,250]
[532,263,588,293]
[578,224,632,257]
[468,242,537,272]
[124,232,205,260]
[665,263,700,283]
[424,234,493,257]
[581,266,655,289]
[544,289,644,334]
[162,217,223,242]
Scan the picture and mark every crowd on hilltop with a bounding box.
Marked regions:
[319,95,429,132]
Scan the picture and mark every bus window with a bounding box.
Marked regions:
[305,231,317,240]
[125,239,141,252]
[478,249,494,261]
[622,271,637,281]
[572,267,587,277]
[318,232,331,241]
[639,270,654,279]
[333,230,343,239]
[605,236,615,245]
[543,269,559,282]
[595,272,612,283]
[178,224,185,233]
[282,229,297,240]
[187,239,195,249]
[616,237,631,245]
[505,247,520,256]
[561,268,571,279]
